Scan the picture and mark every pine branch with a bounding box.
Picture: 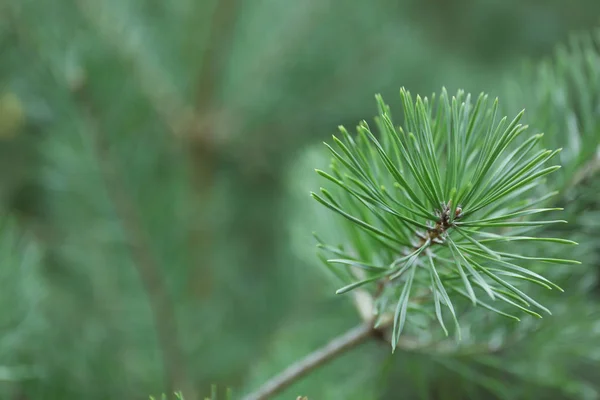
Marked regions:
[312,89,577,349]
[242,309,494,400]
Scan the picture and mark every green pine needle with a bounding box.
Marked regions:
[312,88,578,349]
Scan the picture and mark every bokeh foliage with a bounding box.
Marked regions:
[1,0,600,399]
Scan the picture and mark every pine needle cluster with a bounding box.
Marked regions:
[312,88,580,350]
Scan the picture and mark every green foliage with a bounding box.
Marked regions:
[2,0,600,398]
[281,27,600,399]
[312,88,579,349]
[503,28,600,186]
[150,385,233,400]
[150,392,185,400]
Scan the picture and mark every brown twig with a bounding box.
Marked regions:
[243,203,468,399]
[241,321,391,400]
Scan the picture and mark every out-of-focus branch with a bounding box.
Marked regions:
[569,152,600,189]
[195,0,239,111]
[72,83,196,400]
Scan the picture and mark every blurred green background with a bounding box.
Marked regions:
[1,1,600,399]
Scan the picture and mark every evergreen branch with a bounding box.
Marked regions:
[242,300,524,400]
[313,89,578,347]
